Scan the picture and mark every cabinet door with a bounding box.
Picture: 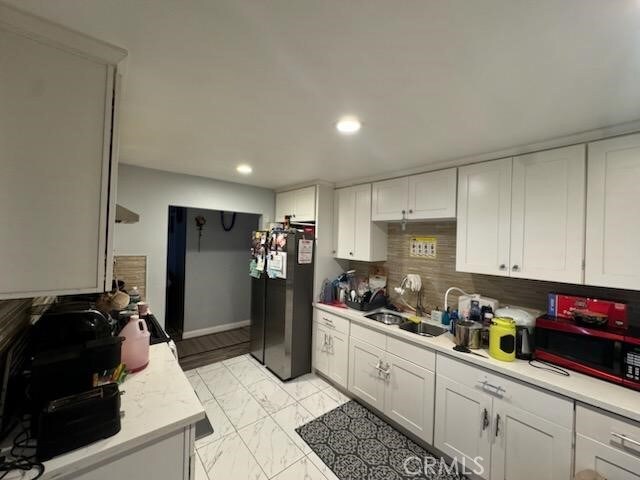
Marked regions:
[372,177,409,221]
[335,187,356,259]
[384,353,435,444]
[352,184,375,261]
[293,186,316,222]
[408,169,457,220]
[275,191,295,221]
[348,337,386,410]
[313,323,330,376]
[434,375,492,479]
[456,159,512,276]
[327,331,349,389]
[575,434,640,480]
[490,399,573,480]
[586,134,640,290]
[0,27,114,298]
[510,145,586,283]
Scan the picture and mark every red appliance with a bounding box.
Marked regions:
[547,293,628,329]
[535,315,640,391]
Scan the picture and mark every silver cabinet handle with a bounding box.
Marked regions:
[370,359,383,374]
[478,380,506,396]
[612,432,640,449]
[328,334,334,353]
[322,317,334,326]
[380,363,391,379]
[495,413,501,438]
[482,408,490,431]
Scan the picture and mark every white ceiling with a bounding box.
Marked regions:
[6,0,640,188]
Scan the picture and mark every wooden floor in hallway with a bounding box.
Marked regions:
[176,326,251,371]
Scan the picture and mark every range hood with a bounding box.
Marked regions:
[115,204,139,224]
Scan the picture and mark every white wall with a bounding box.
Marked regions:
[183,208,259,335]
[114,164,274,326]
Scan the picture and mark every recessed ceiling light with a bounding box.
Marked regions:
[236,164,253,174]
[336,116,361,135]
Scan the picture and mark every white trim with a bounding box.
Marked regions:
[181,320,250,339]
[333,119,640,189]
[0,2,127,65]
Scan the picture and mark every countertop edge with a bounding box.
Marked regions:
[314,303,640,424]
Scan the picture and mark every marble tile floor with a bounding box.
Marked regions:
[185,354,348,480]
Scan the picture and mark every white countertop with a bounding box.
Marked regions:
[315,303,640,424]
[5,343,204,479]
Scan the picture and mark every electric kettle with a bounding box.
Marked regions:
[489,317,516,362]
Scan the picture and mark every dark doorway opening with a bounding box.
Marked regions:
[165,206,187,339]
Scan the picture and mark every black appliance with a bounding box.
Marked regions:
[515,326,534,360]
[535,315,640,390]
[36,383,121,461]
[28,303,123,458]
[249,229,315,380]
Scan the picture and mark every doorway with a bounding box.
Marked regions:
[165,206,187,338]
[165,206,260,365]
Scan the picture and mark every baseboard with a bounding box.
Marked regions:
[182,320,250,339]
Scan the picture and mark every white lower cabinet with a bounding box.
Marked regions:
[434,375,493,477]
[575,435,640,480]
[384,352,435,444]
[313,321,349,389]
[348,337,386,410]
[575,404,640,479]
[434,355,573,480]
[490,399,573,480]
[71,427,193,480]
[347,327,436,444]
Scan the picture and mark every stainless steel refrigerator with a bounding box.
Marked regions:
[249,229,314,380]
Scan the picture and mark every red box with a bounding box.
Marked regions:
[547,293,628,329]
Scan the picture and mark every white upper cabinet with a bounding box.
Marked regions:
[372,177,409,221]
[275,186,316,222]
[0,4,126,299]
[456,158,512,276]
[457,146,587,283]
[334,185,387,262]
[407,168,457,220]
[275,190,295,221]
[510,145,586,283]
[586,134,640,290]
[372,169,457,222]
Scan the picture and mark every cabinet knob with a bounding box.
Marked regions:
[402,210,406,215]
[349,252,353,256]
[409,209,413,214]
[512,264,520,271]
[499,264,506,270]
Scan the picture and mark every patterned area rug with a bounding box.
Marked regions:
[296,400,467,480]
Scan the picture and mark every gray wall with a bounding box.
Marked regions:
[114,164,274,327]
[183,208,259,334]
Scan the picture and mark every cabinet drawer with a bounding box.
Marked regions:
[577,404,640,459]
[350,323,386,350]
[437,354,573,428]
[315,309,350,335]
[387,336,435,371]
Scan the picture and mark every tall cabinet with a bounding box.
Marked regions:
[0,4,126,299]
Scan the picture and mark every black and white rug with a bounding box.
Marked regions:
[296,400,467,480]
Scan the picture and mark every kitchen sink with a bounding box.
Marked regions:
[364,312,405,325]
[399,321,448,337]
